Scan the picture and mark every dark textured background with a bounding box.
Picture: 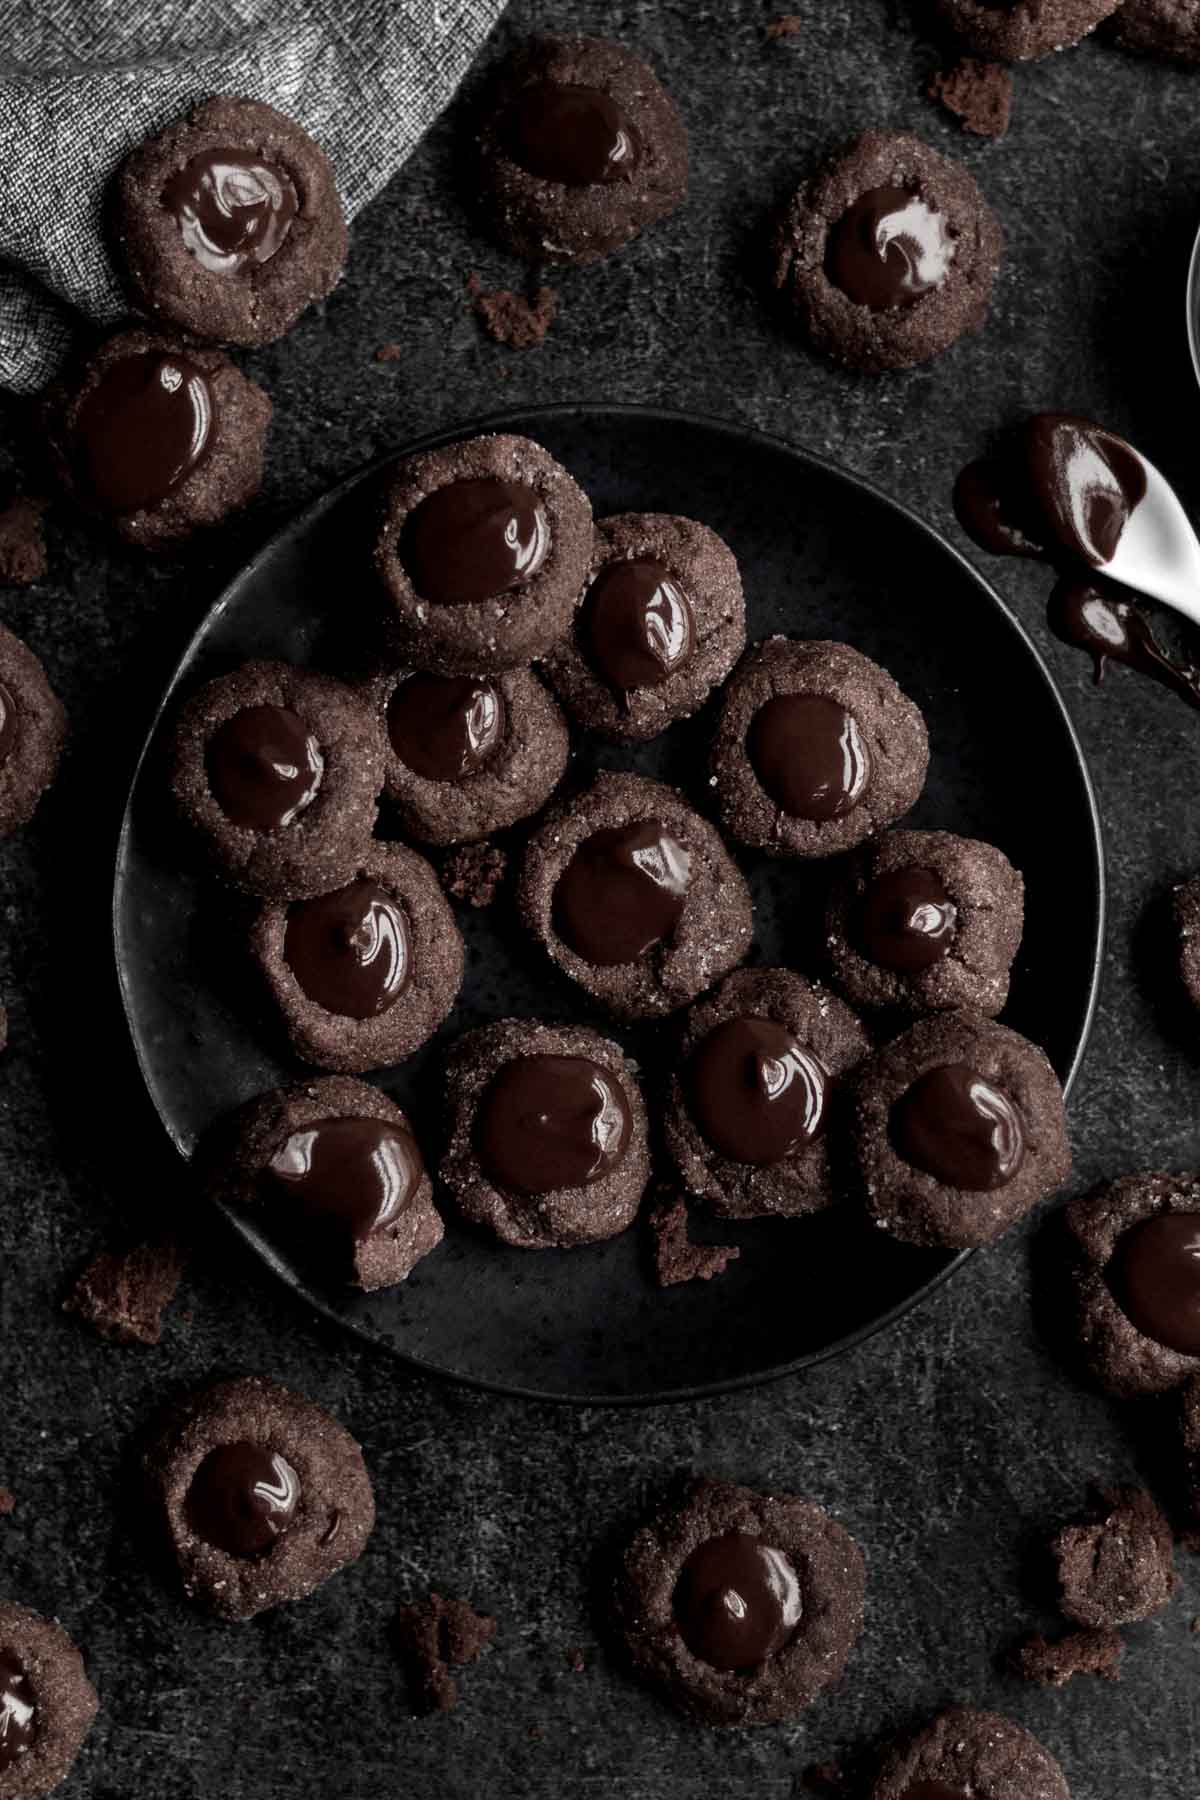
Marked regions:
[2,2,1199,1795]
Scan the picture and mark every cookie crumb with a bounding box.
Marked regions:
[395,1593,496,1715]
[0,494,47,587]
[928,58,1012,139]
[63,1242,186,1346]
[1052,1484,1177,1628]
[650,1192,740,1288]
[470,278,558,350]
[442,842,507,908]
[766,14,803,40]
[1013,1627,1123,1687]
[564,1645,587,1672]
[374,343,404,363]
[0,1488,14,1516]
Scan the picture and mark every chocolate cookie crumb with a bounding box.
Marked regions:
[0,1487,14,1515]
[766,15,803,40]
[472,280,557,348]
[442,842,508,907]
[1052,1484,1177,1626]
[395,1593,496,1714]
[1014,1626,1123,1686]
[928,58,1014,138]
[933,0,1119,59]
[1109,0,1200,62]
[64,1241,186,1346]
[649,1192,740,1287]
[375,343,404,363]
[0,494,47,586]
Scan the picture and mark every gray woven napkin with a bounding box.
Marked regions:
[0,0,506,393]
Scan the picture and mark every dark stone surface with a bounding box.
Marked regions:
[1,3,1199,1796]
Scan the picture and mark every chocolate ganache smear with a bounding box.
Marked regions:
[953,413,1200,710]
[954,414,1148,571]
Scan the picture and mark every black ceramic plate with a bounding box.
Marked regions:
[113,404,1104,1405]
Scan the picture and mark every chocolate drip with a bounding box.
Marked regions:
[1049,578,1200,711]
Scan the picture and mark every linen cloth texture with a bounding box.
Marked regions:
[0,0,506,392]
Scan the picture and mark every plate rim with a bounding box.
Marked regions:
[112,399,1107,1407]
